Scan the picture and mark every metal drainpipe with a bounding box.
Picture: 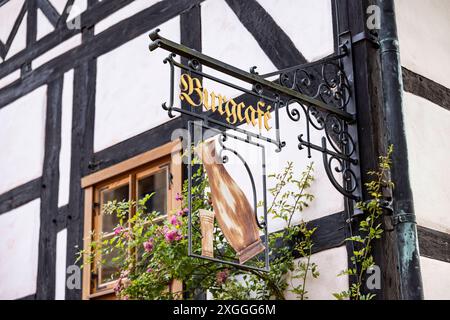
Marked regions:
[378,0,423,299]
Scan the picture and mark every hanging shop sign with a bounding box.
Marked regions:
[148,29,361,272]
[179,73,273,130]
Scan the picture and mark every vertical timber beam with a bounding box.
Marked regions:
[36,76,63,300]
[332,0,360,297]
[23,0,37,75]
[180,3,202,115]
[334,0,400,299]
[179,3,204,300]
[378,0,423,299]
[26,0,37,48]
[65,1,97,298]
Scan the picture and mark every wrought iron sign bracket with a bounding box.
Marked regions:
[149,29,355,122]
[149,28,363,204]
[148,29,365,271]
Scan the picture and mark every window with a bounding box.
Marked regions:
[81,140,182,300]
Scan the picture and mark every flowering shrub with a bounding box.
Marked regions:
[78,162,318,300]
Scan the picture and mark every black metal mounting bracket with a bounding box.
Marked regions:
[392,213,417,226]
[352,31,380,48]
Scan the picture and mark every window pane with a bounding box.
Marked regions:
[100,183,129,234]
[98,183,129,286]
[138,170,167,216]
[99,235,120,285]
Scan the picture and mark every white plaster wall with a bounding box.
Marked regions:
[95,0,160,35]
[284,246,348,300]
[0,86,47,195]
[66,0,87,21]
[0,69,20,90]
[201,0,276,100]
[403,92,450,233]
[257,0,334,62]
[58,70,74,208]
[94,16,180,152]
[201,0,343,232]
[55,228,67,300]
[49,0,67,14]
[37,8,54,41]
[0,0,25,43]
[0,199,41,300]
[205,246,348,300]
[32,34,82,69]
[220,107,344,233]
[5,12,26,60]
[420,257,450,300]
[396,0,450,88]
[49,0,87,20]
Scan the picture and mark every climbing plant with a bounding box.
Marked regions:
[77,161,318,300]
[334,145,394,300]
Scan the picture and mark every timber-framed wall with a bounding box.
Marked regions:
[0,0,448,300]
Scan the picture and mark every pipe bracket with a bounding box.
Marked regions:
[391,213,416,226]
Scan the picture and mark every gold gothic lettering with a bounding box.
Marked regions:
[179,74,272,131]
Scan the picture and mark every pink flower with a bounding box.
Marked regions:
[146,268,153,273]
[143,238,154,253]
[164,229,182,243]
[114,281,123,293]
[170,215,181,226]
[216,269,230,285]
[175,193,183,201]
[177,208,189,217]
[114,225,124,235]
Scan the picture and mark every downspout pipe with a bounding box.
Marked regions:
[378,0,423,299]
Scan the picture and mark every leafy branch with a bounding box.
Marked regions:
[334,145,394,300]
[77,159,319,300]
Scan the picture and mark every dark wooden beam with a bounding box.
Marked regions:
[0,0,10,8]
[36,75,63,300]
[0,0,205,108]
[224,0,307,69]
[18,293,36,300]
[333,0,361,296]
[308,211,347,255]
[0,178,42,215]
[180,2,202,113]
[36,0,60,28]
[337,0,404,300]
[180,3,202,57]
[65,61,90,300]
[26,0,37,47]
[57,0,75,28]
[269,211,347,260]
[402,67,450,112]
[418,226,450,264]
[0,0,135,79]
[57,204,70,232]
[0,42,5,60]
[65,23,97,300]
[91,117,184,173]
[1,1,27,60]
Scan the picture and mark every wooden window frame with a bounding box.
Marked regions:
[81,139,183,300]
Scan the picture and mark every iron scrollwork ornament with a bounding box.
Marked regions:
[274,43,360,201]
